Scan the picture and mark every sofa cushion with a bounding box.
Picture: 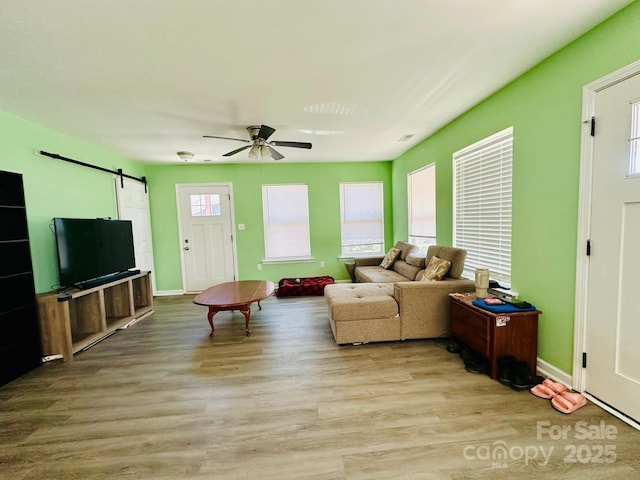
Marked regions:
[380,247,401,269]
[392,260,422,281]
[426,245,467,279]
[394,241,418,261]
[325,284,398,321]
[421,256,451,281]
[405,253,426,268]
[355,266,409,283]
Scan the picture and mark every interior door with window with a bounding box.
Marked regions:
[585,72,640,423]
[176,184,236,292]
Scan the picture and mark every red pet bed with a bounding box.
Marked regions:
[276,276,335,297]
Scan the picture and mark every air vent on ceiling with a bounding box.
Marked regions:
[303,102,357,115]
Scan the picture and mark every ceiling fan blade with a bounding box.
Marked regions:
[267,146,284,160]
[203,135,250,143]
[270,141,312,149]
[222,145,252,156]
[258,124,276,141]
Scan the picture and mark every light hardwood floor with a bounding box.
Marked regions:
[1,294,639,479]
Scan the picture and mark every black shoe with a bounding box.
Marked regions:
[465,358,489,374]
[498,355,517,386]
[446,340,462,353]
[530,375,545,386]
[510,361,534,391]
[459,346,475,363]
[461,347,489,375]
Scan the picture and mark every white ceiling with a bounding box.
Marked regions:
[0,0,633,164]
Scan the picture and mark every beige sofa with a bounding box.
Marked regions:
[325,244,475,344]
[351,241,430,283]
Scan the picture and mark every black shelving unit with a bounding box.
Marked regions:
[0,170,42,385]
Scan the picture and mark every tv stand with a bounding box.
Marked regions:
[37,271,153,361]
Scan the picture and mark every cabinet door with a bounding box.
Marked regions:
[451,302,490,355]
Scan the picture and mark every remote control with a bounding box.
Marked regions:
[490,293,532,309]
[508,299,532,309]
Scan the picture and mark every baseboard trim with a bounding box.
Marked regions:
[154,289,185,296]
[535,357,572,388]
[583,394,640,431]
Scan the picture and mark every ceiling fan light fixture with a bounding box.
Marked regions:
[248,144,260,159]
[260,144,272,159]
[204,124,312,160]
[177,151,194,161]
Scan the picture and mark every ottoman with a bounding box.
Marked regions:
[324,283,400,344]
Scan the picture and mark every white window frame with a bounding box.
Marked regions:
[339,182,384,258]
[629,100,640,176]
[262,184,313,263]
[408,164,436,253]
[453,126,513,285]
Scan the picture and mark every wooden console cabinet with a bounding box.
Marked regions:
[449,293,540,380]
[37,271,153,361]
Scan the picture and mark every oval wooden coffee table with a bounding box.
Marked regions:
[193,280,275,337]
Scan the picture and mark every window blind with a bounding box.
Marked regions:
[408,164,436,248]
[262,184,311,261]
[453,127,513,284]
[340,182,384,256]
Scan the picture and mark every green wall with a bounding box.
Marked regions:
[1,1,639,375]
[391,1,640,372]
[0,105,393,294]
[0,110,145,293]
[143,161,393,291]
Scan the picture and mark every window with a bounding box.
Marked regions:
[262,184,312,262]
[453,127,513,285]
[629,101,640,176]
[190,194,221,217]
[408,164,436,252]
[339,182,384,257]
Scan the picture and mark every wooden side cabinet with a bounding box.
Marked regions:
[449,293,540,380]
[0,170,42,385]
[37,271,153,361]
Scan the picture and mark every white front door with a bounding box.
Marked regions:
[176,184,236,292]
[585,72,640,423]
[115,177,156,292]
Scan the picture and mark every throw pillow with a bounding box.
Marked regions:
[421,256,451,281]
[380,247,401,269]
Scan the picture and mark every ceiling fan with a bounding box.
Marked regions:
[203,124,312,160]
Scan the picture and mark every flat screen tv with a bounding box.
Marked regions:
[53,217,137,289]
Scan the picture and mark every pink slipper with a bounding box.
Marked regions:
[530,379,566,399]
[551,391,587,414]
